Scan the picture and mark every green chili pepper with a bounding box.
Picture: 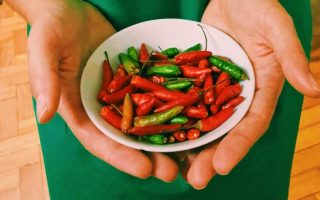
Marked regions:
[182,43,202,53]
[119,53,140,75]
[127,46,138,61]
[134,105,184,127]
[143,135,167,144]
[170,115,189,124]
[162,47,179,58]
[146,65,181,77]
[163,80,192,90]
[208,56,249,81]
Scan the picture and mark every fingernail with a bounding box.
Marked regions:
[36,95,47,123]
[193,184,207,190]
[308,74,320,91]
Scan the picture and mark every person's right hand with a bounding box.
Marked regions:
[26,0,178,181]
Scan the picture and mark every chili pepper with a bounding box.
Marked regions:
[203,75,215,105]
[100,105,121,129]
[170,115,189,124]
[208,56,248,80]
[151,51,168,60]
[182,43,201,53]
[211,66,222,73]
[150,76,166,84]
[131,75,167,92]
[146,65,181,77]
[174,51,212,65]
[136,98,156,116]
[168,136,176,143]
[143,135,167,144]
[210,104,219,115]
[180,65,212,78]
[153,61,172,66]
[97,52,114,101]
[119,53,141,75]
[164,80,192,90]
[216,83,242,106]
[121,94,133,132]
[183,100,208,119]
[194,73,207,87]
[107,75,131,93]
[114,64,127,78]
[155,90,200,113]
[187,129,201,140]
[131,93,153,106]
[139,43,149,63]
[222,96,245,110]
[193,107,234,132]
[152,90,184,102]
[102,85,135,104]
[127,124,182,136]
[198,59,209,68]
[154,98,165,107]
[118,104,124,113]
[134,105,183,127]
[127,46,138,61]
[162,47,179,58]
[215,72,230,96]
[173,130,187,142]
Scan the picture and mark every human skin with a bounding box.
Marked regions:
[5,0,320,189]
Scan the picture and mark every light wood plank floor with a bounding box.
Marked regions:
[0,3,319,200]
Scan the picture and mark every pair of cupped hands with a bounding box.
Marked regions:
[25,0,320,189]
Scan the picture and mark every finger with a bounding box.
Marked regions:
[149,153,179,182]
[213,84,281,175]
[180,152,197,182]
[265,4,320,98]
[58,86,153,179]
[27,20,61,123]
[187,143,218,190]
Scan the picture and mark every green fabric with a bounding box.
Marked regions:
[33,0,312,199]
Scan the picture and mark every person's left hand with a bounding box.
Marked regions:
[182,0,320,189]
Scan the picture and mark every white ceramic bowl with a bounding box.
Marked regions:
[80,19,255,152]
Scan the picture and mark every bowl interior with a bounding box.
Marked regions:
[80,19,255,152]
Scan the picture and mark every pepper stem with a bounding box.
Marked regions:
[104,51,109,60]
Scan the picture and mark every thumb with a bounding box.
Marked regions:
[27,20,61,123]
[266,4,320,98]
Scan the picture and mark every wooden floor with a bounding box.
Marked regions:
[0,3,319,200]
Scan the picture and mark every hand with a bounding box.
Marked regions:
[26,0,178,181]
[184,0,320,189]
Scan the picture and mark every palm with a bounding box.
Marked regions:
[184,0,319,189]
[27,1,178,181]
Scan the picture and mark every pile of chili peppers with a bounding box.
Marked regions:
[97,43,248,145]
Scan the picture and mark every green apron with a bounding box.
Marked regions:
[34,0,312,199]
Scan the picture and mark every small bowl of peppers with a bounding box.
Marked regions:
[80,19,255,152]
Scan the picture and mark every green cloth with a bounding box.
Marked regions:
[33,0,312,199]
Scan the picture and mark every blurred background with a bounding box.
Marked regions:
[0,1,319,200]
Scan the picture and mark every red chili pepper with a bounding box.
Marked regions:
[222,96,245,110]
[174,51,212,65]
[102,85,135,104]
[215,72,230,96]
[153,61,172,66]
[150,75,166,84]
[183,100,208,119]
[139,43,149,63]
[97,52,114,101]
[131,93,153,106]
[155,90,200,113]
[194,107,234,132]
[180,65,212,78]
[210,104,219,115]
[211,66,221,73]
[131,75,167,92]
[127,124,182,136]
[100,105,121,129]
[136,98,156,116]
[198,59,209,68]
[216,83,242,106]
[194,73,207,87]
[187,128,201,140]
[152,90,184,102]
[154,98,165,108]
[203,75,215,105]
[114,64,127,78]
[107,75,131,93]
[173,130,187,142]
[151,51,168,60]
